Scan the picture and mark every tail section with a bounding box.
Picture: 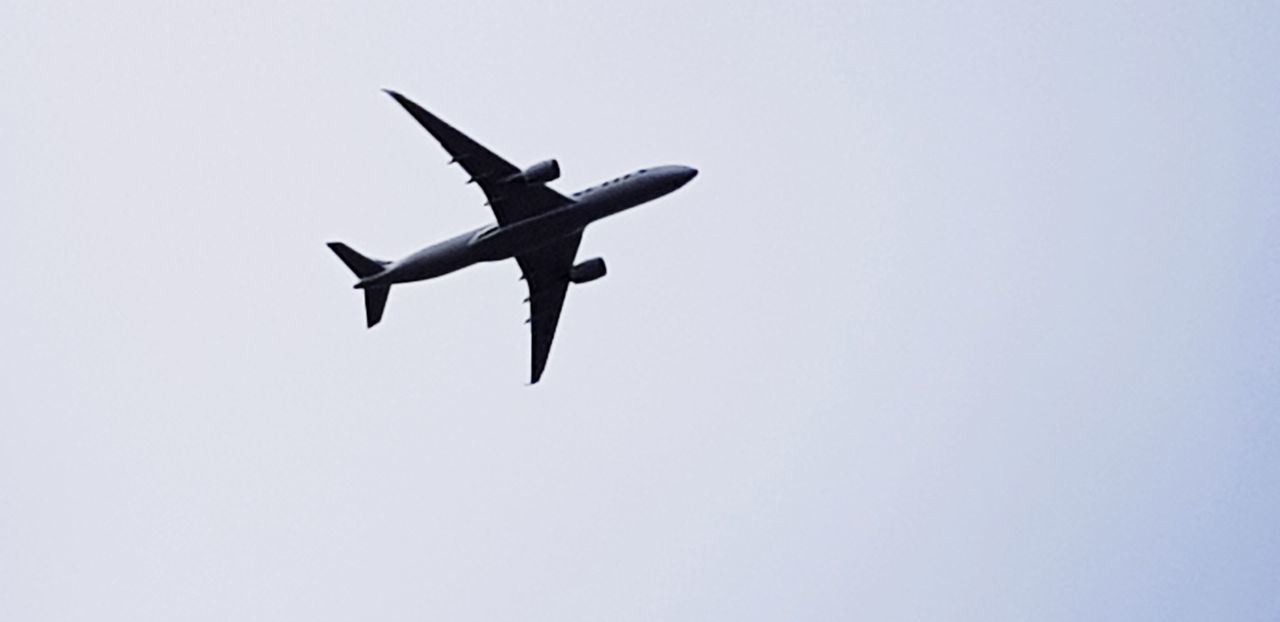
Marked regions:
[327,242,392,328]
[327,242,387,278]
[363,286,391,328]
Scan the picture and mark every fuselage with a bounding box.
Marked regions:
[357,164,697,288]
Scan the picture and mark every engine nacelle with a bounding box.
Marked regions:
[570,257,607,284]
[516,159,560,184]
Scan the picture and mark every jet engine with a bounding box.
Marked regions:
[515,159,560,184]
[570,258,607,284]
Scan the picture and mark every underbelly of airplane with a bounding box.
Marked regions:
[471,214,585,260]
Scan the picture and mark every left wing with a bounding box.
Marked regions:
[517,233,583,384]
[383,90,571,225]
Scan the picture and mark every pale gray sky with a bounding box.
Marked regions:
[2,2,1278,620]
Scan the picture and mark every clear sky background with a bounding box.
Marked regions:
[2,1,1278,620]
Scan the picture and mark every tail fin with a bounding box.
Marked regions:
[327,242,387,278]
[363,286,391,328]
[327,242,392,328]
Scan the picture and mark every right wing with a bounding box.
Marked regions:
[517,233,583,384]
[383,90,572,225]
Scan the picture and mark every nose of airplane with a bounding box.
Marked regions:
[679,166,698,185]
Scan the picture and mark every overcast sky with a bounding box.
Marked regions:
[3,2,1278,620]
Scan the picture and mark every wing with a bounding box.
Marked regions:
[517,233,583,384]
[383,90,572,225]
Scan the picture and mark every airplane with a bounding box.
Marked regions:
[327,90,698,384]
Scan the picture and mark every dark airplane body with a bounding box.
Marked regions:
[328,90,697,383]
[353,163,695,290]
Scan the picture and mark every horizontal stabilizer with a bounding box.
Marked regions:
[364,286,390,328]
[327,242,387,279]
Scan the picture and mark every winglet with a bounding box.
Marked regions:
[383,89,421,113]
